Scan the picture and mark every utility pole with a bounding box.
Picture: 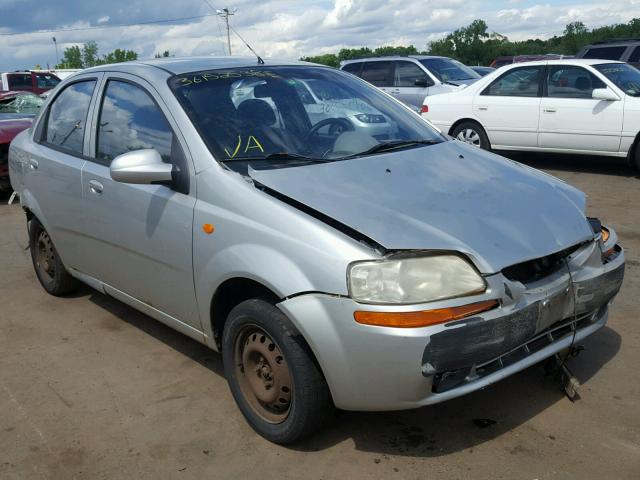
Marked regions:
[216,7,236,55]
[52,37,59,68]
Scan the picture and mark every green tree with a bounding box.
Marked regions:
[56,45,83,69]
[154,50,172,58]
[300,53,339,67]
[82,40,99,67]
[101,48,138,64]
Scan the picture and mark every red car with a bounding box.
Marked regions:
[0,71,61,95]
[0,117,32,191]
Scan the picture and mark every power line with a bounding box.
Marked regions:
[216,7,236,56]
[0,13,217,37]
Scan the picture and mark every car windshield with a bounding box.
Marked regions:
[419,58,480,82]
[169,66,444,166]
[594,63,640,97]
[0,92,44,115]
[35,73,60,89]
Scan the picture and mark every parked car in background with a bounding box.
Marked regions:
[340,55,481,109]
[0,91,45,116]
[470,66,495,76]
[8,56,625,443]
[0,71,60,95]
[489,54,571,68]
[422,59,640,168]
[576,39,640,68]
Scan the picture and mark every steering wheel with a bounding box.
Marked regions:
[304,118,354,143]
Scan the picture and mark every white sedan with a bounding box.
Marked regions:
[421,59,640,169]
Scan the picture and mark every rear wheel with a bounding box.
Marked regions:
[451,121,490,150]
[28,219,78,296]
[633,142,640,171]
[222,298,333,444]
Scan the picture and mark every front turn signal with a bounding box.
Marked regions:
[354,300,499,328]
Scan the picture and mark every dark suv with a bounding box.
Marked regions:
[0,71,61,95]
[576,39,640,68]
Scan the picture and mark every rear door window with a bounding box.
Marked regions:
[8,74,32,90]
[546,66,606,99]
[482,66,543,97]
[583,46,627,61]
[341,63,362,76]
[43,80,96,155]
[360,61,394,87]
[36,73,60,89]
[628,46,640,63]
[394,61,429,87]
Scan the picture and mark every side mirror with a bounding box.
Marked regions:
[110,149,173,185]
[414,78,433,88]
[592,88,620,101]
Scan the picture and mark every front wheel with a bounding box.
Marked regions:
[222,299,333,444]
[451,121,490,150]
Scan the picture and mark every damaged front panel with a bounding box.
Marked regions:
[422,238,624,392]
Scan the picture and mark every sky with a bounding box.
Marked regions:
[1,0,639,71]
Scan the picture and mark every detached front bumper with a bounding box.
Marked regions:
[277,237,625,411]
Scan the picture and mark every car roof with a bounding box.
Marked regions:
[342,55,448,64]
[80,56,316,76]
[498,58,626,68]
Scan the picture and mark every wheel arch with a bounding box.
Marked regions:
[626,130,640,168]
[448,118,492,149]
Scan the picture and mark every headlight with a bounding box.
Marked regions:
[354,113,386,123]
[348,254,486,304]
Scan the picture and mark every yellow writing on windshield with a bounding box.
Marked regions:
[224,135,265,158]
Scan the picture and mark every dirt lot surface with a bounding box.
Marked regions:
[1,153,639,480]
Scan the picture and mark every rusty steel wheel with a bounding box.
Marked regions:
[223,298,334,443]
[35,229,56,282]
[28,219,78,296]
[234,325,293,423]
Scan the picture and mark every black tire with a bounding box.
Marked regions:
[451,121,491,150]
[222,298,333,444]
[28,219,78,296]
[633,143,640,171]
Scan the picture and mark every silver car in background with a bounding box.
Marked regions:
[9,57,625,444]
[341,55,482,109]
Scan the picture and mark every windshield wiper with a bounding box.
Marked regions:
[345,139,441,158]
[224,152,331,164]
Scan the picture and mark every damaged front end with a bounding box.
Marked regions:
[425,225,624,395]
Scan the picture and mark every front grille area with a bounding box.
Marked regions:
[502,243,583,284]
[431,309,599,394]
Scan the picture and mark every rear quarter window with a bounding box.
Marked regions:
[583,46,627,61]
[341,63,362,76]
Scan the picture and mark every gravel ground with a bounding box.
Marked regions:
[1,153,639,480]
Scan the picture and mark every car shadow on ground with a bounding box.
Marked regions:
[500,151,640,178]
[87,288,620,458]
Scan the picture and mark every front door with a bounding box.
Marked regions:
[77,76,200,329]
[473,65,543,148]
[538,65,623,153]
[393,60,431,109]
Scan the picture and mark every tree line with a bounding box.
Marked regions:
[54,41,172,69]
[301,18,640,67]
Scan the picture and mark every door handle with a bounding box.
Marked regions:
[477,106,488,111]
[28,158,38,170]
[543,108,556,113]
[88,180,104,195]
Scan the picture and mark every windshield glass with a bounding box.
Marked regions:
[594,63,640,97]
[169,66,444,166]
[419,58,480,82]
[35,73,60,89]
[0,92,44,115]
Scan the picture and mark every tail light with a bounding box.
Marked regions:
[420,105,429,113]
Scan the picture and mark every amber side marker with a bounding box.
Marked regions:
[202,223,215,234]
[354,300,499,328]
[601,227,610,244]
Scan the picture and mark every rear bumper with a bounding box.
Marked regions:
[278,239,624,411]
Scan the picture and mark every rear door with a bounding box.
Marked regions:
[77,74,200,329]
[473,65,543,147]
[26,75,101,264]
[392,60,432,108]
[538,65,623,153]
[360,61,395,97]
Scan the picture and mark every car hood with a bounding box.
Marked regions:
[249,141,593,273]
[0,117,32,144]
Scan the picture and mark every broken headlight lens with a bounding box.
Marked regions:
[348,254,486,304]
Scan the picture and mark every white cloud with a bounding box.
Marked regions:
[1,0,640,70]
